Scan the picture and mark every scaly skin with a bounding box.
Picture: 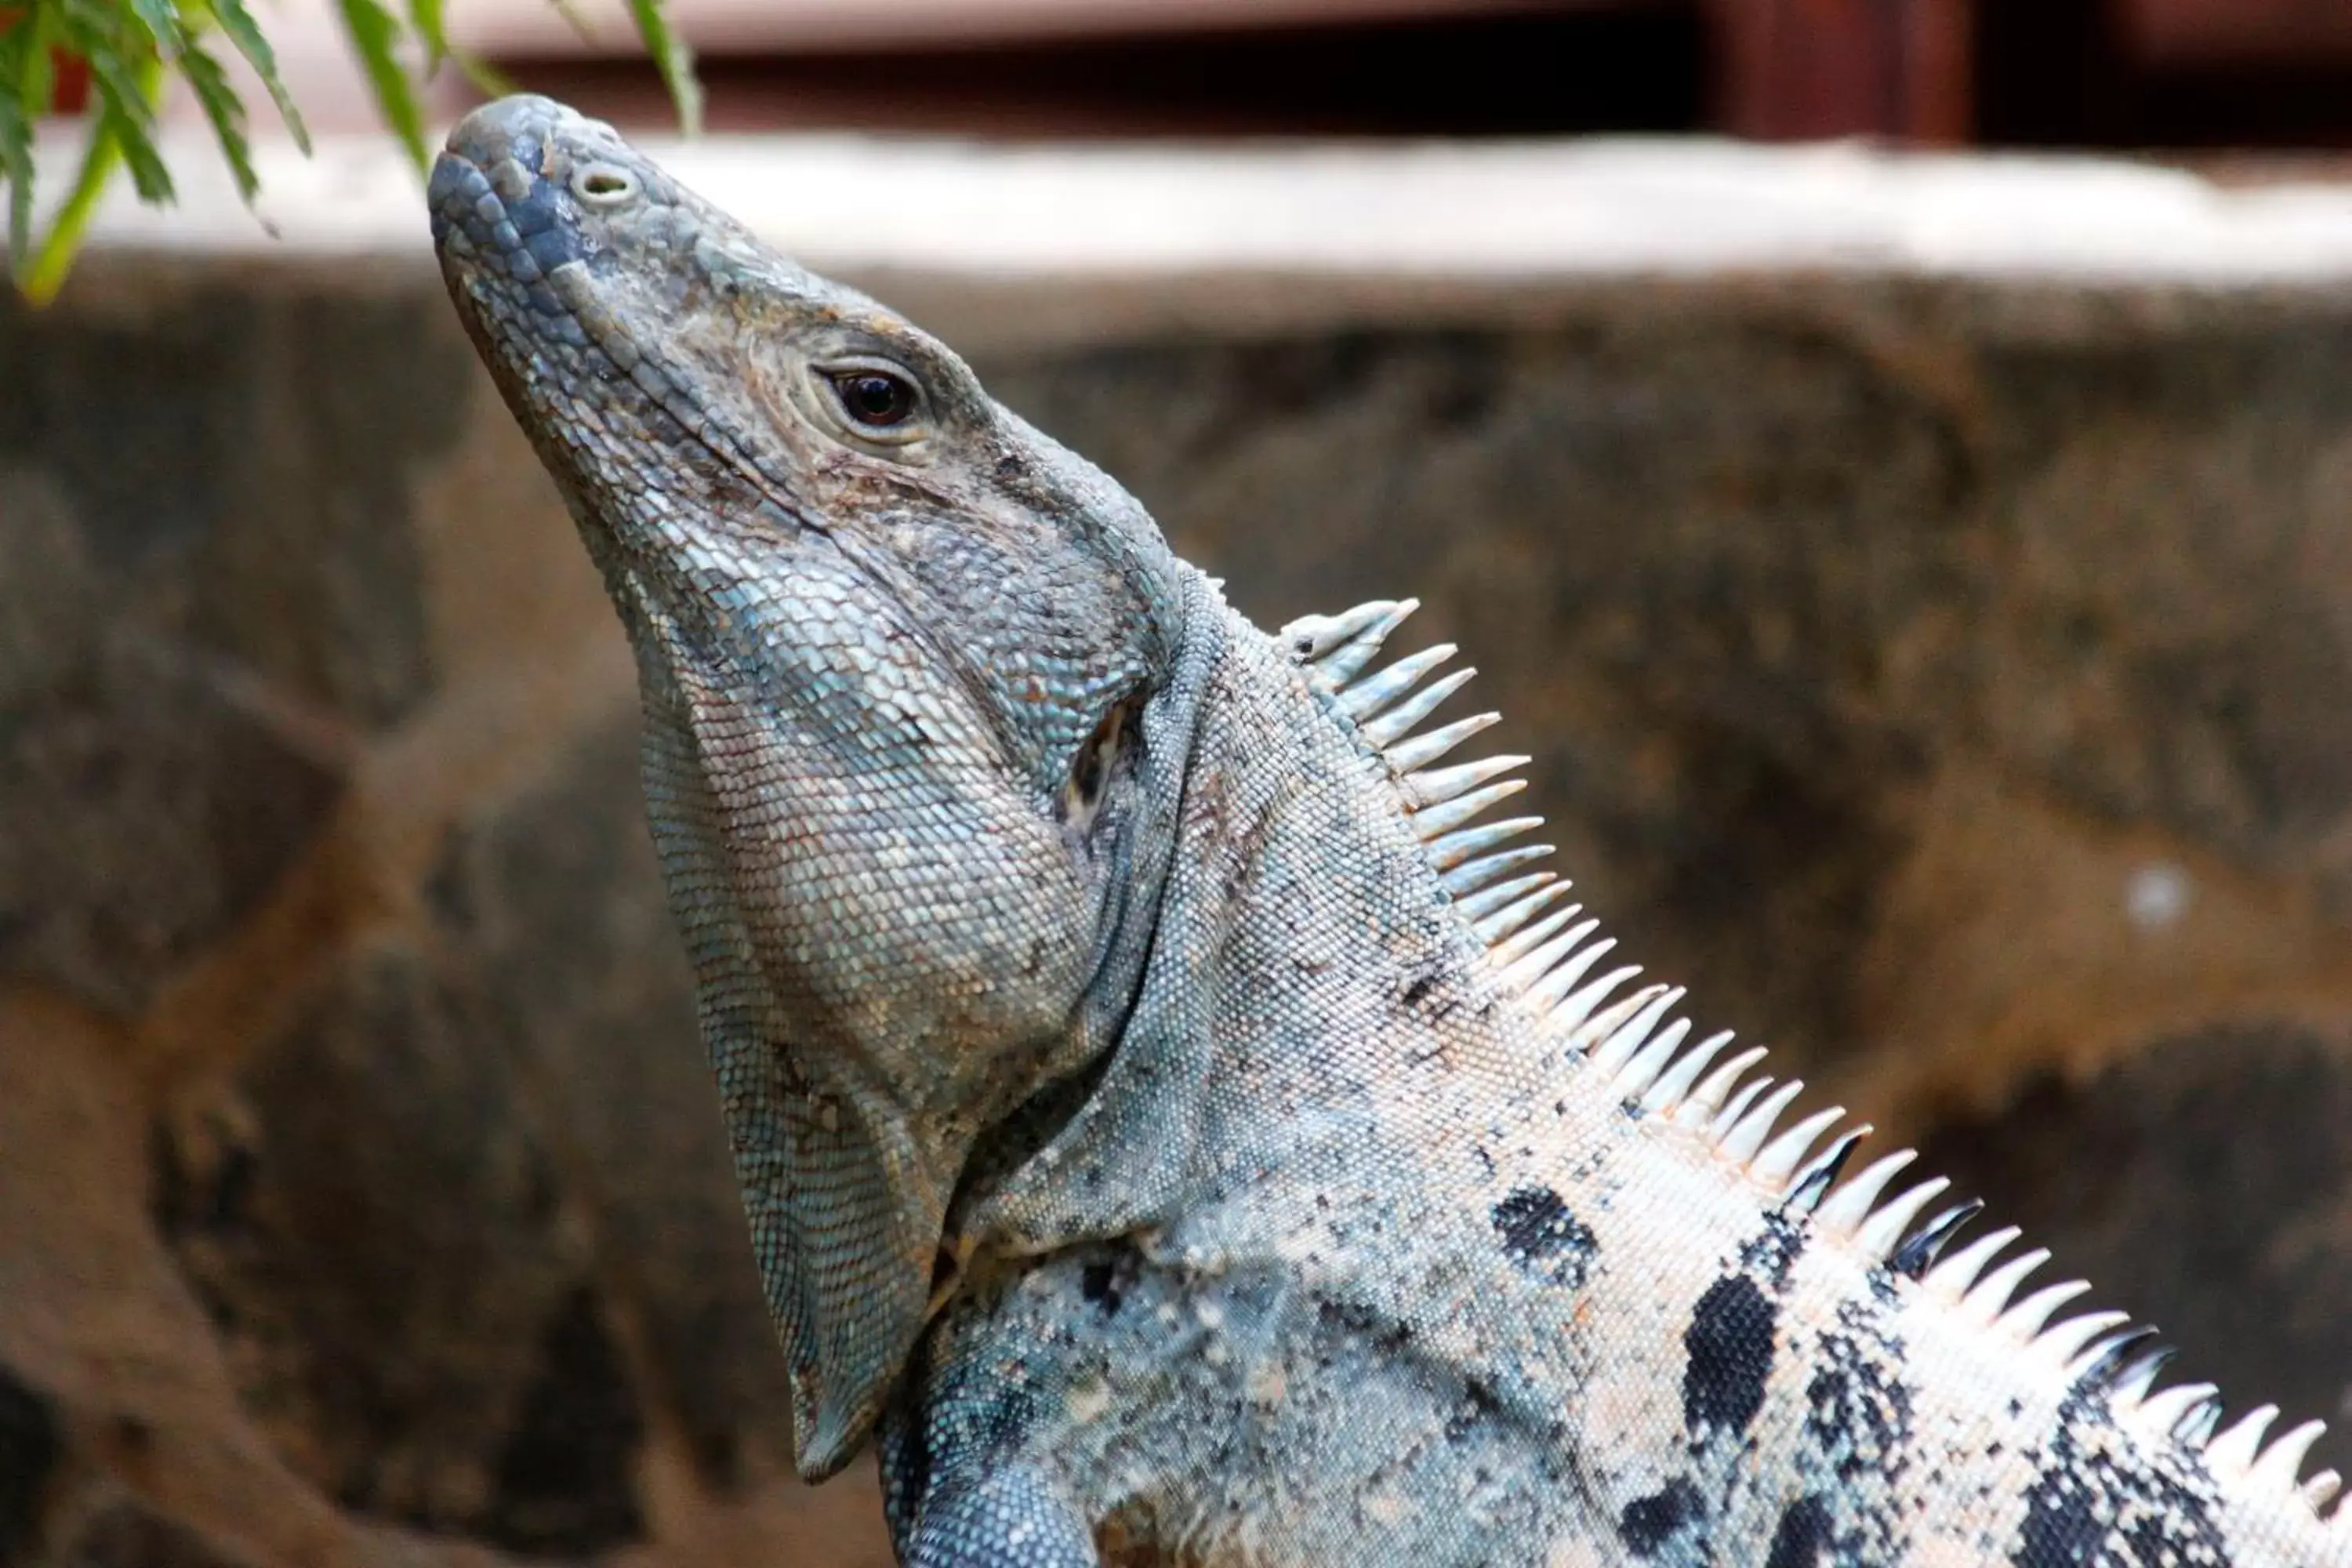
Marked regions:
[430,95,2350,1567]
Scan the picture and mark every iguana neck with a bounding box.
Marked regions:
[963,580,1526,1257]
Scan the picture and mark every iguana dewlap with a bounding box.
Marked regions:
[428,93,2350,1567]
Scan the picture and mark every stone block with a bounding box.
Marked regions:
[152,941,646,1552]
[0,273,489,1017]
[423,717,799,1486]
[49,1495,254,1568]
[0,630,343,1017]
[1918,1015,2352,1478]
[0,285,470,731]
[0,1363,64,1567]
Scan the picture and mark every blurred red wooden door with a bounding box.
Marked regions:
[1709,0,1974,142]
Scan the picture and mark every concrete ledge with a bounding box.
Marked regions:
[43,124,2352,283]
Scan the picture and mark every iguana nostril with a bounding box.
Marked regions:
[571,163,641,206]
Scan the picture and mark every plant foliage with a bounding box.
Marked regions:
[0,0,695,303]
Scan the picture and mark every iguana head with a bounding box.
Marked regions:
[430,96,1194,1475]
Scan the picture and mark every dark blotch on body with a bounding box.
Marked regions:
[1683,1273,1777,1439]
[1762,1494,1831,1568]
[1802,1319,1911,1485]
[1778,1303,1917,1566]
[1617,1477,1702,1559]
[1317,1296,1414,1357]
[1078,1240,1142,1317]
[1444,1379,1500,1444]
[1736,1213,1807,1287]
[1399,959,1458,1019]
[2014,1399,2231,1568]
[1080,1261,1121,1314]
[1491,1186,1597,1290]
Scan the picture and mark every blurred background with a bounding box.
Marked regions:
[102,0,2352,150]
[7,2,2352,1566]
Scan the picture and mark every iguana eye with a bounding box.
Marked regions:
[829,370,920,430]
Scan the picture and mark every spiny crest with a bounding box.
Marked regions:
[1279,599,2344,1528]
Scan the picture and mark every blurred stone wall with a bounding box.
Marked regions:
[5,230,2352,1563]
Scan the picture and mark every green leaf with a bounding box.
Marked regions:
[205,0,311,153]
[20,119,123,302]
[74,31,171,202]
[9,9,57,127]
[56,0,142,53]
[544,0,601,48]
[2,9,51,266]
[333,0,426,172]
[0,55,34,271]
[180,40,257,204]
[118,0,183,58]
[407,0,445,74]
[622,0,699,136]
[19,46,166,306]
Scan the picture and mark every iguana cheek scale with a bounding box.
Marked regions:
[428,93,2350,1567]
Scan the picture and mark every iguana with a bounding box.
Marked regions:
[428,93,2350,1567]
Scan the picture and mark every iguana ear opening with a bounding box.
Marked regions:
[1059,691,1142,838]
